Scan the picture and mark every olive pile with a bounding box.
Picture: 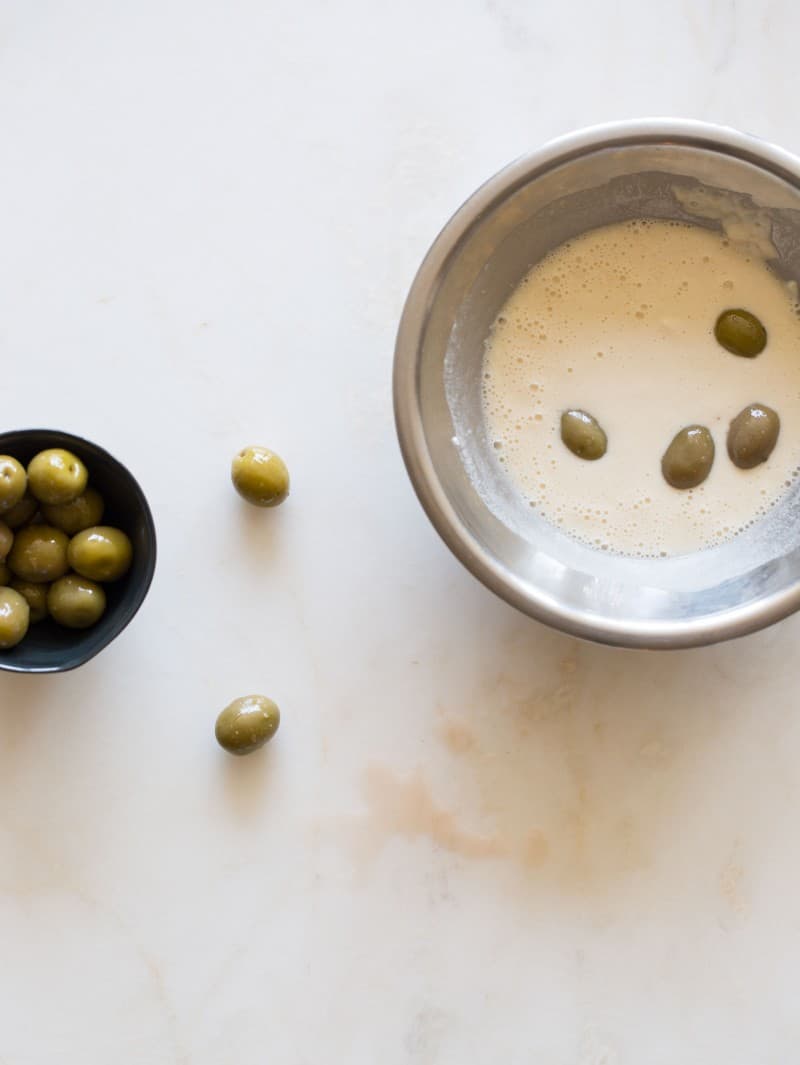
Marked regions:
[0,448,132,648]
[560,307,781,490]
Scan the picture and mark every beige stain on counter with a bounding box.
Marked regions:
[352,747,555,872]
[328,630,747,902]
[359,641,669,890]
[359,766,504,861]
[719,840,749,927]
[522,829,550,869]
[720,860,746,912]
[438,715,475,758]
[438,718,476,755]
[334,649,584,880]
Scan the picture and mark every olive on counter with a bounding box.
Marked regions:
[661,425,715,489]
[231,446,290,507]
[727,403,780,469]
[560,409,608,460]
[47,574,106,629]
[27,449,88,506]
[0,456,27,514]
[714,308,767,358]
[0,587,30,648]
[215,695,281,756]
[8,525,70,583]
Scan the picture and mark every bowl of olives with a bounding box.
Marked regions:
[0,429,156,673]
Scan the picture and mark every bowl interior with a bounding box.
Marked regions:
[408,130,800,645]
[0,429,156,672]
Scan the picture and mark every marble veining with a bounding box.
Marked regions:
[1,0,799,1061]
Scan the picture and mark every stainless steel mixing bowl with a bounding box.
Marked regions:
[393,119,800,649]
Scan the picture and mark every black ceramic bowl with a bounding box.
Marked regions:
[0,429,156,673]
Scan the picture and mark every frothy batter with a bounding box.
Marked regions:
[482,219,800,557]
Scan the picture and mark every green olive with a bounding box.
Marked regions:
[3,492,39,529]
[47,574,106,629]
[0,587,30,648]
[0,456,27,514]
[0,561,9,585]
[727,403,780,469]
[8,525,70,583]
[661,425,715,489]
[41,487,105,535]
[215,695,280,755]
[232,446,290,507]
[67,526,132,582]
[0,522,11,561]
[560,410,607,460]
[10,579,49,624]
[27,449,88,505]
[714,308,767,357]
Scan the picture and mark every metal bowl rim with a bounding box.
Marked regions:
[393,118,800,649]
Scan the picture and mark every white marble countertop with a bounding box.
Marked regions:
[1,2,799,1062]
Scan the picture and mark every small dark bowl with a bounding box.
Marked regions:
[0,429,156,673]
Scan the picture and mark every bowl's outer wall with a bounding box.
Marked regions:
[394,120,800,648]
[0,429,156,673]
